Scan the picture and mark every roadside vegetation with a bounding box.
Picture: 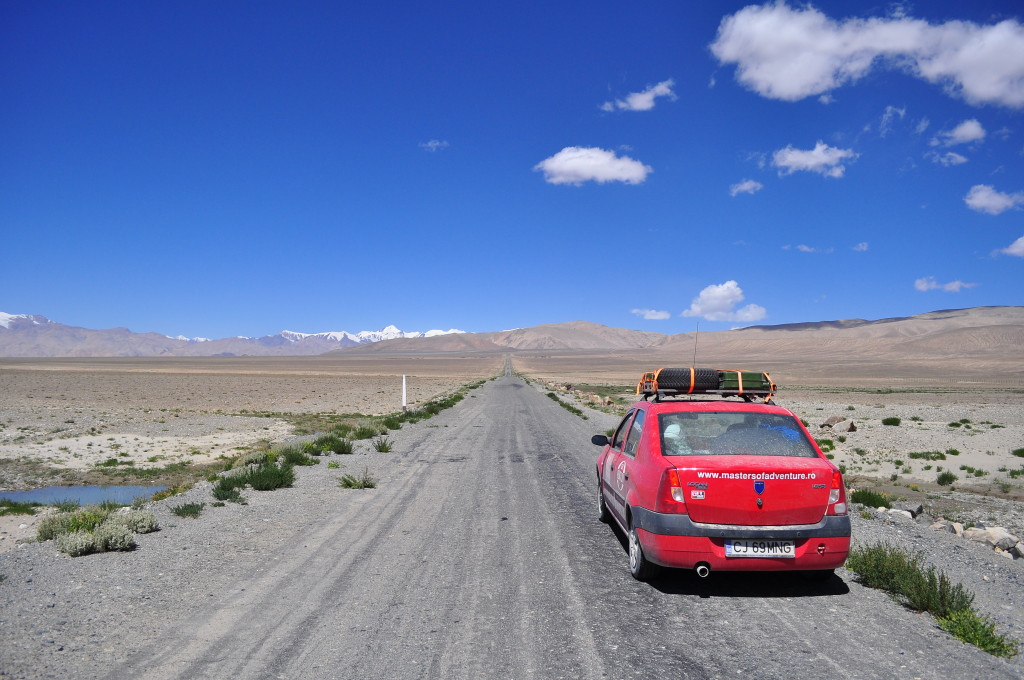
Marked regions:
[339,467,377,489]
[847,542,1018,657]
[0,499,41,516]
[35,502,159,557]
[546,392,588,419]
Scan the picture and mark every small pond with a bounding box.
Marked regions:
[0,485,167,506]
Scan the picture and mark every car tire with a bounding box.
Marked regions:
[656,367,719,392]
[628,518,657,581]
[597,480,611,523]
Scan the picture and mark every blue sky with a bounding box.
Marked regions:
[3,1,1022,339]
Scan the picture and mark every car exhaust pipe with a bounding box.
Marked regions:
[695,563,711,578]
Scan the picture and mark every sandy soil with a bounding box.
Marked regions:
[0,355,500,480]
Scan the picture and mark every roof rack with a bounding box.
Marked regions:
[636,367,776,403]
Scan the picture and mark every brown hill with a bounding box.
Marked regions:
[337,307,1024,388]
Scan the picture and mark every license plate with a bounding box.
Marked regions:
[725,539,795,558]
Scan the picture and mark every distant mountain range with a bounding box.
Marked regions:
[0,312,464,357]
[0,307,1021,364]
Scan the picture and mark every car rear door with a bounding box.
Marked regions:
[600,409,636,523]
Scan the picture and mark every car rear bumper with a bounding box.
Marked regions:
[631,508,851,571]
[633,507,851,539]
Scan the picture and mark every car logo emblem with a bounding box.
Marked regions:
[754,479,765,494]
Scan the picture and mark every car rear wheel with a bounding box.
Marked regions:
[597,481,611,523]
[628,518,657,581]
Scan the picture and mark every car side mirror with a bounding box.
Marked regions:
[591,434,609,446]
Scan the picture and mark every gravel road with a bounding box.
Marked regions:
[1,376,1022,679]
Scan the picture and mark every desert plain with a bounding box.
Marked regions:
[2,318,1023,551]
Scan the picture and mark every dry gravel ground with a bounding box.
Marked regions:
[0,375,1021,680]
[0,357,500,549]
[0,357,1022,678]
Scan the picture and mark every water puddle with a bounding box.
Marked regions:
[0,485,167,506]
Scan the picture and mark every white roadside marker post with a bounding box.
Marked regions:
[402,375,407,412]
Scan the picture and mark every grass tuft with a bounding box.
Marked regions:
[170,502,205,519]
[850,489,890,508]
[0,499,41,516]
[339,467,377,489]
[371,435,393,453]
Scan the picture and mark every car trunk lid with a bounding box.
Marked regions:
[676,455,834,526]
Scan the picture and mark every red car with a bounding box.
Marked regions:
[594,369,850,580]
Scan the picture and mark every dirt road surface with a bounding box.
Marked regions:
[2,375,1021,679]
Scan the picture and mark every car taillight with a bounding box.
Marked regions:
[827,470,847,515]
[655,467,688,514]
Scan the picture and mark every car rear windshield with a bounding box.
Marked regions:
[659,411,817,457]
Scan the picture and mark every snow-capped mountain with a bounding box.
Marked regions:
[0,313,53,330]
[280,325,465,345]
[0,311,465,357]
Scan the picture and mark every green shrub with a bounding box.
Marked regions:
[850,489,890,508]
[327,461,340,469]
[938,609,1019,658]
[171,502,205,519]
[279,446,317,466]
[37,507,111,541]
[816,439,835,453]
[340,467,377,489]
[881,417,901,426]
[937,471,958,486]
[1012,448,1024,458]
[93,522,136,552]
[108,510,158,534]
[372,435,393,453]
[313,434,352,455]
[55,530,97,557]
[212,479,245,503]
[382,416,403,430]
[244,463,295,491]
[352,425,379,440]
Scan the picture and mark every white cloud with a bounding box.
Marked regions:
[914,276,978,292]
[931,119,986,147]
[927,151,968,166]
[853,242,869,252]
[710,3,1024,108]
[914,118,930,134]
[964,184,1024,215]
[879,105,906,137]
[681,280,767,322]
[418,139,449,152]
[773,141,857,178]
[729,179,764,196]
[631,308,670,320]
[999,235,1024,257]
[601,79,677,112]
[794,244,834,254]
[533,147,653,186]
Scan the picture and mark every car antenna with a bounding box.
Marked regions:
[692,321,700,367]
